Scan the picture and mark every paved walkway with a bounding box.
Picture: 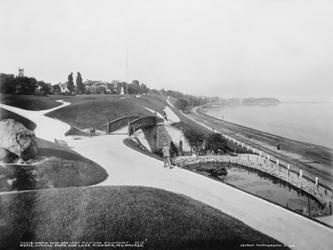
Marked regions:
[0,101,70,141]
[70,133,333,250]
[1,102,333,249]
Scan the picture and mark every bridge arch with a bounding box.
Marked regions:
[128,116,164,136]
[101,116,140,134]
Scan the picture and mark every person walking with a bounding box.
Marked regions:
[179,139,183,156]
[162,143,172,168]
[163,110,168,121]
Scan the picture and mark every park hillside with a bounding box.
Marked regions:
[2,71,331,249]
[0,71,293,250]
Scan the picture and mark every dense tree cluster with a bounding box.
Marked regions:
[205,133,229,153]
[184,129,206,154]
[150,88,218,109]
[183,129,230,155]
[0,71,216,110]
[174,98,189,111]
[0,73,51,95]
[127,80,150,95]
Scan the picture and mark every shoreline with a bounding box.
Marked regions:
[202,103,333,150]
[190,105,333,189]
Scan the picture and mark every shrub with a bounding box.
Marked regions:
[184,129,206,153]
[170,141,179,157]
[205,133,228,153]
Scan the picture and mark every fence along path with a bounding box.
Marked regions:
[174,154,332,209]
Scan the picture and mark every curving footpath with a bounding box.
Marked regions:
[0,102,332,249]
[0,100,71,141]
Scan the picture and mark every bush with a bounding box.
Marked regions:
[205,133,228,153]
[184,129,206,153]
[170,141,179,157]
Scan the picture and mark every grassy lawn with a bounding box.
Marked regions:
[0,138,108,192]
[46,94,168,129]
[1,94,170,129]
[0,94,62,110]
[0,186,287,249]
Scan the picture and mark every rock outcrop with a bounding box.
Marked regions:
[0,119,38,160]
[0,147,19,163]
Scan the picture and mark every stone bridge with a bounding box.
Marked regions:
[101,115,171,154]
[128,116,164,136]
[101,116,140,134]
[101,115,164,135]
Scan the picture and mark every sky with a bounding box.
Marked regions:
[0,0,332,101]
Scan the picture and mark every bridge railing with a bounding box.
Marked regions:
[128,116,164,136]
[101,116,140,134]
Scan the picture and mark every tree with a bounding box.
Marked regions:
[14,77,37,94]
[127,80,146,95]
[76,72,84,94]
[35,81,51,95]
[139,83,149,94]
[67,72,74,93]
[205,133,228,154]
[96,85,106,94]
[127,83,138,95]
[53,84,61,94]
[174,98,188,111]
[0,74,16,94]
[184,129,205,153]
[132,80,140,88]
[0,73,54,95]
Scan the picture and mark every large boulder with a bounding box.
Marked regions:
[0,147,19,163]
[0,119,38,160]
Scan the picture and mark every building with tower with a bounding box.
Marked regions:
[18,68,24,77]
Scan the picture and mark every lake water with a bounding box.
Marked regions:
[188,162,324,217]
[203,102,333,149]
[221,166,322,216]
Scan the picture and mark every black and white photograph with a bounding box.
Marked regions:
[0,0,332,249]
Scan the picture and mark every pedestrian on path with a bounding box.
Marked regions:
[162,143,171,168]
[179,139,183,156]
[163,110,168,121]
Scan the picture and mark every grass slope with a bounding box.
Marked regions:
[0,186,288,250]
[0,94,62,110]
[0,138,108,191]
[46,95,168,129]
